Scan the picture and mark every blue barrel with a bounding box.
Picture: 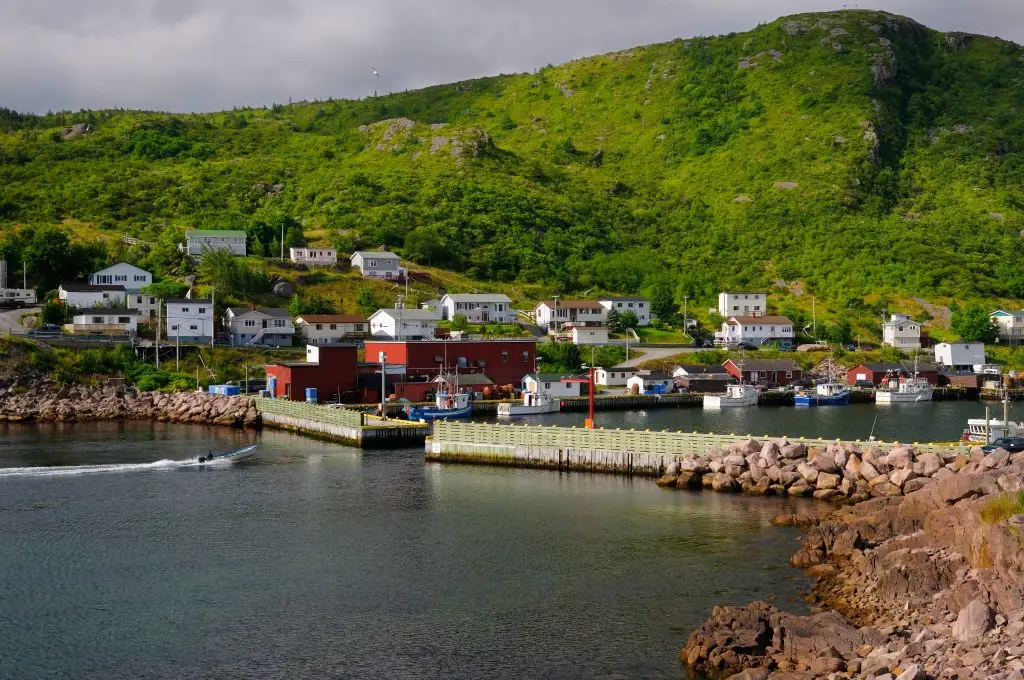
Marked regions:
[267,376,277,399]
[305,387,318,404]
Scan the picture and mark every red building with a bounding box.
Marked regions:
[363,339,538,387]
[265,344,358,403]
[846,363,940,386]
[723,359,802,386]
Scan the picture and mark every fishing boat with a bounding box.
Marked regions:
[197,444,257,463]
[962,381,1022,443]
[876,357,933,404]
[704,383,758,409]
[497,392,560,417]
[794,382,851,407]
[405,391,473,422]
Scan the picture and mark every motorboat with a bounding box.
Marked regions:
[794,382,851,407]
[962,418,1024,444]
[405,391,473,422]
[876,375,933,403]
[197,444,257,463]
[497,392,560,417]
[703,383,758,409]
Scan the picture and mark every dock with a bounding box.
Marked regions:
[425,421,965,477]
[255,397,428,448]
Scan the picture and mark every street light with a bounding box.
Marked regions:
[378,351,387,420]
[583,344,596,429]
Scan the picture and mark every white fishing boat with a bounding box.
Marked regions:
[497,392,560,417]
[704,383,758,409]
[876,358,933,404]
[197,444,257,463]
[963,418,1024,444]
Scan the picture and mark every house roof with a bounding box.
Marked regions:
[569,325,609,331]
[351,250,399,259]
[433,373,494,387]
[537,300,604,310]
[599,296,649,302]
[677,372,733,381]
[854,363,940,372]
[726,315,793,325]
[369,308,440,321]
[92,262,150,275]
[186,230,246,238]
[226,307,291,318]
[442,293,512,303]
[674,364,726,374]
[164,298,211,304]
[634,371,672,381]
[526,373,575,383]
[726,359,800,371]
[297,315,368,324]
[73,307,140,316]
[60,284,126,293]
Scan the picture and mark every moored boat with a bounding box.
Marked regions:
[703,383,758,409]
[794,382,851,407]
[405,391,473,422]
[876,376,933,403]
[497,392,560,417]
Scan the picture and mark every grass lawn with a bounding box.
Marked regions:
[634,327,693,344]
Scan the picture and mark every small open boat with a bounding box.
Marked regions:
[405,391,473,422]
[197,444,258,463]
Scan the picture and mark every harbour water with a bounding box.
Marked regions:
[1,421,811,680]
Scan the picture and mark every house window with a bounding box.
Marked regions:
[92,316,104,323]
[502,351,508,364]
[316,324,323,330]
[245,320,256,327]
[190,325,198,331]
[329,324,337,330]
[354,324,363,331]
[198,308,206,314]
[786,371,793,379]
[171,324,179,331]
[522,351,529,362]
[118,317,130,324]
[274,319,285,328]
[545,383,551,389]
[182,307,189,313]
[638,302,644,308]
[103,293,110,299]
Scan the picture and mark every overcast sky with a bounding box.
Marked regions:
[2,0,1021,114]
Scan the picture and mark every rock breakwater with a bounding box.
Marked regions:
[656,438,961,503]
[682,446,1024,680]
[0,384,260,428]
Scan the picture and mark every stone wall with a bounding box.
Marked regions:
[0,385,260,428]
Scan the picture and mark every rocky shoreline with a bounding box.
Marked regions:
[676,443,1024,680]
[0,384,260,428]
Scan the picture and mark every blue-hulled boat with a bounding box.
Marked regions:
[794,382,851,407]
[405,391,473,422]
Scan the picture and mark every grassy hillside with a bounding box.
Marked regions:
[2,9,1024,318]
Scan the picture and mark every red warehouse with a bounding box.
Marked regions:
[265,344,359,403]
[363,339,538,386]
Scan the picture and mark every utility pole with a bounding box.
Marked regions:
[176,331,180,372]
[682,295,690,337]
[156,300,161,369]
[22,256,26,290]
[280,223,285,262]
[379,351,387,420]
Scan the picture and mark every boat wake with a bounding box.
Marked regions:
[0,457,230,479]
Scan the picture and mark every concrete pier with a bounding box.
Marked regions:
[255,398,428,448]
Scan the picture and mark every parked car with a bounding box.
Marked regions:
[27,324,61,336]
[861,345,874,351]
[981,437,1024,454]
[735,342,759,351]
[854,380,875,389]
[842,344,857,351]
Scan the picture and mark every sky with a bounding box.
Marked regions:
[2,0,1022,114]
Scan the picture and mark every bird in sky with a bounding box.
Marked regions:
[371,67,380,78]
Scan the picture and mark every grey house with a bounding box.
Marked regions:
[223,307,295,347]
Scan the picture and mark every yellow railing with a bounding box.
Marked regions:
[255,397,364,428]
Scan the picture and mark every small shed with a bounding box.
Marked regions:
[627,372,674,395]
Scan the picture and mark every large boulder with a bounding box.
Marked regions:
[886,445,915,469]
[780,443,807,459]
[816,472,840,490]
[952,599,992,641]
[914,451,943,477]
[797,462,819,484]
[711,473,740,493]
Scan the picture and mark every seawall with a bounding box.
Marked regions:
[255,397,428,448]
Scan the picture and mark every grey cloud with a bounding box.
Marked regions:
[0,0,1021,114]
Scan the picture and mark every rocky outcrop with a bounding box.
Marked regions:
[0,384,260,428]
[682,452,1024,679]
[657,439,972,504]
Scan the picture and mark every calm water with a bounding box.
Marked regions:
[504,399,1005,443]
[0,422,811,680]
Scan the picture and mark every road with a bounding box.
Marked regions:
[0,307,38,335]
[615,345,700,367]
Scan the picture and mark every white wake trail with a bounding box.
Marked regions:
[0,457,227,478]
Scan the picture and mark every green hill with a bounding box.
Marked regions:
[2,9,1024,308]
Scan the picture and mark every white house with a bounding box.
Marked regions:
[594,367,639,387]
[58,284,127,309]
[290,247,337,266]
[570,326,609,345]
[626,371,674,394]
[672,364,727,378]
[224,307,295,347]
[350,251,406,279]
[715,316,793,346]
[534,300,606,333]
[181,230,247,257]
[718,292,767,318]
[67,308,139,335]
[990,310,1024,345]
[882,314,922,350]
[934,342,986,372]
[368,308,440,340]
[599,297,653,326]
[522,373,584,398]
[89,262,152,292]
[441,294,514,324]
[165,299,214,343]
[126,292,161,319]
[295,315,368,344]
